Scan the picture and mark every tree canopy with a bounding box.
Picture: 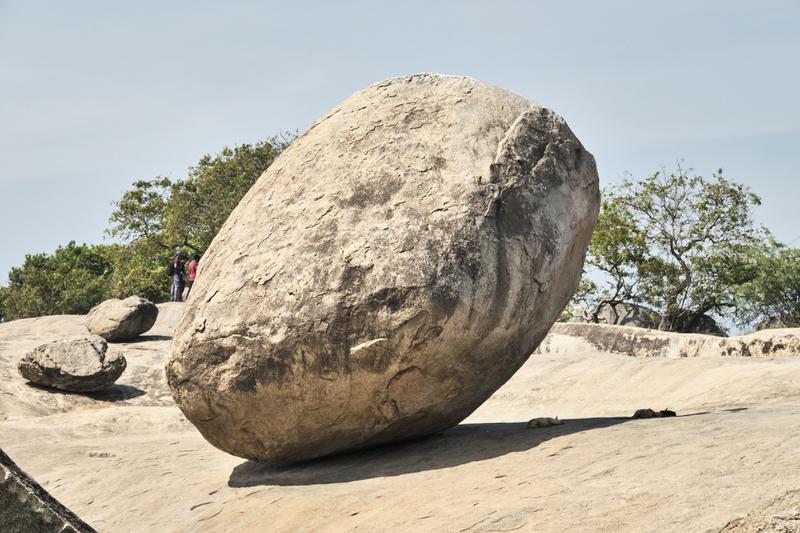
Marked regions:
[735,242,800,328]
[1,138,289,319]
[1,241,115,321]
[108,139,288,255]
[578,165,766,332]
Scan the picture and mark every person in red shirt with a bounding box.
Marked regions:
[185,254,200,298]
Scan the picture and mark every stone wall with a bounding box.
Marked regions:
[537,323,800,358]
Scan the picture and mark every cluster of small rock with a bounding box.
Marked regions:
[17,296,158,393]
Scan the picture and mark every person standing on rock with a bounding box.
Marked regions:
[169,251,187,302]
[185,254,200,298]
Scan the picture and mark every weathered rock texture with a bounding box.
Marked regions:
[167,73,600,463]
[538,323,800,358]
[1,447,96,533]
[718,490,800,532]
[85,296,158,342]
[18,336,126,392]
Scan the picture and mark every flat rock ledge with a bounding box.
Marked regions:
[538,323,800,358]
[1,447,96,533]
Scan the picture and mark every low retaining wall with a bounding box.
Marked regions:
[537,323,800,358]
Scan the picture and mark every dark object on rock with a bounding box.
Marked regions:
[85,296,159,342]
[527,417,564,428]
[566,304,724,336]
[0,447,97,532]
[167,73,600,464]
[18,336,126,392]
[596,303,660,329]
[674,313,727,337]
[632,408,677,419]
[755,317,787,331]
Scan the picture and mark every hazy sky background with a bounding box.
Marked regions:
[1,1,799,280]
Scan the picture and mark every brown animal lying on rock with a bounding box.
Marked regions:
[527,417,565,428]
[632,408,677,419]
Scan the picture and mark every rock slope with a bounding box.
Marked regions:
[2,308,800,531]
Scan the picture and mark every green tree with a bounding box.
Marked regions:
[0,287,7,322]
[2,241,114,320]
[106,240,173,303]
[107,177,173,248]
[581,165,765,332]
[104,138,290,305]
[580,195,649,322]
[735,242,800,328]
[1,138,291,321]
[108,138,289,254]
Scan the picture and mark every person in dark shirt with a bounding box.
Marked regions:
[169,251,187,302]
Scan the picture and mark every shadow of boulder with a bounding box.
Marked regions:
[121,334,172,343]
[87,384,147,402]
[25,382,146,402]
[229,416,630,487]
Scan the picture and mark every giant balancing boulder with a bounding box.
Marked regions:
[167,74,600,464]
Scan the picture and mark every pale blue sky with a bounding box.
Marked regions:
[1,1,799,279]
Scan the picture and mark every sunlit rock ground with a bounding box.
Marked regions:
[2,306,800,532]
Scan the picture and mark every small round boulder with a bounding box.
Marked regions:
[167,74,600,463]
[86,296,158,342]
[18,335,126,392]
